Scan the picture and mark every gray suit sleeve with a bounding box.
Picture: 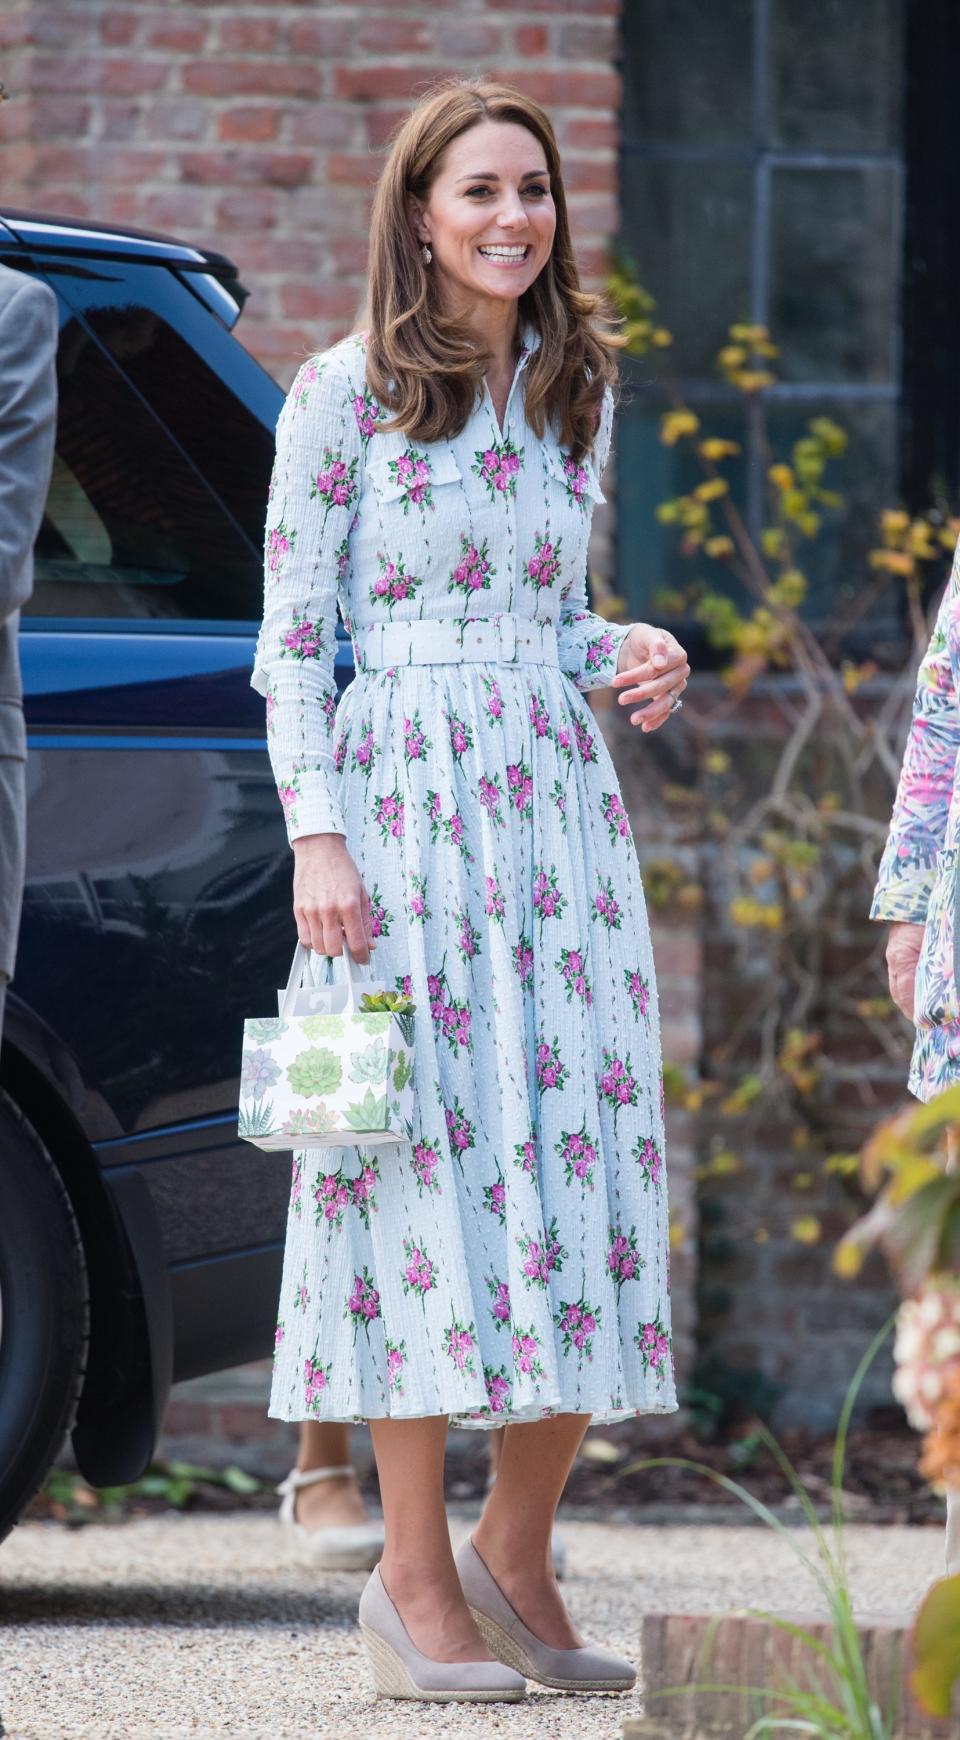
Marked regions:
[0,277,58,623]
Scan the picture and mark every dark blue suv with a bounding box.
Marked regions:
[0,209,352,1535]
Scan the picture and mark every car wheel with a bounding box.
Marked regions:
[0,1087,90,1542]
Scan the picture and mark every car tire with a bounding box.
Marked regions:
[0,1088,90,1542]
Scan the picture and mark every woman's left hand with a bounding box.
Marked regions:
[611,624,690,732]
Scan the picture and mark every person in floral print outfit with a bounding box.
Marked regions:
[871,536,960,1579]
[252,80,689,1698]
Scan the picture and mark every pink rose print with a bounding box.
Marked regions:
[365,884,390,941]
[606,1224,645,1295]
[449,532,496,598]
[403,710,432,763]
[535,1034,569,1096]
[277,776,301,828]
[602,790,632,843]
[446,712,474,761]
[454,907,481,963]
[626,967,651,1019]
[484,874,506,923]
[351,1160,380,1229]
[556,944,593,1007]
[423,789,474,862]
[373,785,405,842]
[290,1155,303,1216]
[444,1094,476,1155]
[518,1216,567,1289]
[506,759,534,819]
[524,531,563,592]
[481,673,504,722]
[370,551,423,615]
[353,388,381,442]
[528,689,553,740]
[315,1170,352,1232]
[557,1296,602,1360]
[333,730,348,774]
[561,454,591,510]
[335,535,350,581]
[310,447,359,519]
[411,1138,443,1197]
[572,713,598,763]
[344,1266,381,1337]
[479,773,506,827]
[513,929,534,987]
[274,1320,284,1351]
[388,447,435,512]
[401,1238,437,1307]
[556,722,574,765]
[426,965,472,1055]
[265,687,277,736]
[292,359,319,407]
[386,1337,407,1396]
[350,720,380,781]
[407,871,431,925]
[585,629,618,678]
[533,864,567,937]
[266,521,295,582]
[483,1174,506,1223]
[296,1266,310,1312]
[556,1122,600,1190]
[592,874,622,930]
[444,1312,478,1376]
[598,1047,639,1128]
[634,1134,664,1190]
[513,1135,537,1175]
[483,1364,512,1414]
[486,1273,512,1328]
[279,610,323,662]
[635,1313,673,1380]
[511,1324,545,1381]
[304,1351,333,1413]
[472,437,523,502]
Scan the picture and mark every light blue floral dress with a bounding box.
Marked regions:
[252,328,677,1426]
[871,541,960,1102]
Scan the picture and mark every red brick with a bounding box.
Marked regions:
[215,188,282,230]
[492,68,622,108]
[100,100,141,143]
[435,20,504,58]
[160,1400,216,1436]
[236,237,325,275]
[328,150,381,187]
[335,65,458,102]
[102,57,169,95]
[562,154,617,194]
[30,53,104,92]
[355,17,434,54]
[218,106,282,144]
[181,149,313,188]
[100,10,139,48]
[0,10,30,49]
[219,17,282,54]
[29,95,92,140]
[363,105,413,150]
[280,282,360,321]
[139,188,213,233]
[327,234,370,275]
[144,98,210,142]
[290,104,362,148]
[559,18,619,59]
[183,60,321,98]
[29,10,93,50]
[145,21,207,53]
[515,23,550,55]
[567,115,618,151]
[101,191,141,224]
[287,16,358,57]
[487,0,618,10]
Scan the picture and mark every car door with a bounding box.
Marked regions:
[8,250,343,1375]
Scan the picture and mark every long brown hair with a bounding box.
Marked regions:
[363,78,621,462]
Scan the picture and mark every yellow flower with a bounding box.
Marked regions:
[881,508,910,540]
[791,1216,821,1245]
[731,369,776,393]
[833,1237,864,1278]
[717,345,747,371]
[868,549,916,577]
[705,749,730,773]
[651,327,673,348]
[693,477,729,503]
[660,409,700,446]
[768,464,794,492]
[705,535,735,559]
[699,438,741,461]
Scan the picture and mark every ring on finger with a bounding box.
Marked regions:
[668,689,684,713]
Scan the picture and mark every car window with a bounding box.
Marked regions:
[22,260,273,621]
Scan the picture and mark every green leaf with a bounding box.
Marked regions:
[392,1049,412,1093]
[221,1465,261,1495]
[342,1087,388,1130]
[287,1047,342,1097]
[910,1573,960,1717]
[238,1099,276,1138]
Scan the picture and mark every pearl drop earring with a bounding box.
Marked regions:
[421,243,432,265]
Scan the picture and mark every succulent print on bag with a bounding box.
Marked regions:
[310,448,359,520]
[348,1035,389,1085]
[556,1123,600,1190]
[524,531,563,594]
[606,1224,646,1296]
[635,1312,673,1381]
[401,1238,438,1307]
[342,1086,389,1131]
[284,1105,339,1139]
[518,1216,567,1288]
[288,1046,342,1098]
[557,1296,602,1360]
[449,532,495,598]
[298,1013,345,1042]
[241,1051,281,1098]
[388,448,435,512]
[246,1017,289,1045]
[472,437,523,501]
[444,1312,479,1375]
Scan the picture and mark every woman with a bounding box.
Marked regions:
[871,542,960,1579]
[252,78,688,1702]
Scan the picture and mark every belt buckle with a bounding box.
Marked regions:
[498,615,518,663]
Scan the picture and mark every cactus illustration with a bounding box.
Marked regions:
[238,1099,276,1139]
[349,1037,388,1084]
[342,1087,388,1130]
[299,1013,345,1041]
[358,1011,391,1035]
[288,1047,342,1097]
[394,1010,416,1048]
[245,1018,289,1044]
[392,1049,413,1093]
[284,1104,339,1136]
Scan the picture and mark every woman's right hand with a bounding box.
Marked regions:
[292,834,377,964]
[885,920,925,1021]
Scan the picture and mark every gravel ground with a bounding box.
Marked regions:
[0,1509,946,1740]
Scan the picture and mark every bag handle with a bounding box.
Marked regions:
[280,937,369,1016]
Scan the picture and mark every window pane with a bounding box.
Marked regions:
[771,0,904,149]
[769,167,901,383]
[32,301,261,620]
[622,0,754,144]
[620,159,753,377]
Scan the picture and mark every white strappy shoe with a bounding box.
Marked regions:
[276,1464,385,1571]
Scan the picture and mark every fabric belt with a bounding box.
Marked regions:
[355,613,560,671]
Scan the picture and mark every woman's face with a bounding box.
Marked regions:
[412,118,557,314]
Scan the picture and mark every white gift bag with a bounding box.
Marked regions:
[238,940,415,1151]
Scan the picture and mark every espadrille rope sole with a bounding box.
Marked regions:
[359,1623,526,1702]
[469,1607,636,1693]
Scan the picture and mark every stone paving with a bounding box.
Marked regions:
[0,1508,947,1739]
